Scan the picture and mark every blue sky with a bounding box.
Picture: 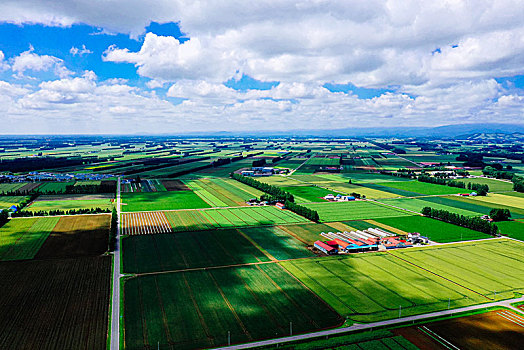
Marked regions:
[0,1,523,134]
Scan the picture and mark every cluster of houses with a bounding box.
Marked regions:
[0,172,113,183]
[314,228,414,255]
[323,193,356,202]
[241,167,289,177]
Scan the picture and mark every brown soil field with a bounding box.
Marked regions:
[0,256,111,349]
[35,214,110,259]
[162,179,190,191]
[395,310,524,350]
[17,182,42,193]
[35,193,114,201]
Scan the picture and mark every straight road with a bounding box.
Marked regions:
[212,297,524,350]
[110,176,121,350]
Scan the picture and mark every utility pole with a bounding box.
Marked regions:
[448,297,451,309]
[228,331,231,346]
[399,305,402,318]
[290,321,292,336]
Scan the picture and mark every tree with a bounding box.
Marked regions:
[489,208,511,222]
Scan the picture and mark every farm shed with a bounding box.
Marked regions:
[314,241,337,255]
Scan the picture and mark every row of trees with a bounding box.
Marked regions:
[483,166,514,180]
[418,174,489,195]
[232,173,294,202]
[108,208,117,252]
[12,207,111,217]
[418,174,467,188]
[284,200,319,222]
[421,207,498,235]
[232,173,320,222]
[1,183,116,196]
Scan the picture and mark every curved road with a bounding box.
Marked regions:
[110,177,121,350]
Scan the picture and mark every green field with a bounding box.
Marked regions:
[0,183,27,194]
[303,201,410,221]
[239,226,313,260]
[26,194,114,212]
[121,191,210,212]
[280,186,331,203]
[124,264,343,349]
[0,196,29,209]
[453,178,514,192]
[122,229,270,273]
[164,206,310,232]
[373,181,468,196]
[378,197,482,216]
[450,195,524,219]
[37,181,75,193]
[282,239,524,323]
[496,220,524,240]
[0,217,60,260]
[185,178,263,207]
[374,215,490,242]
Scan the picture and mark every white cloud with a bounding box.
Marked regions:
[1,1,524,132]
[70,44,93,56]
[11,46,73,78]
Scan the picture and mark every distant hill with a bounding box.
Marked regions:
[183,123,524,138]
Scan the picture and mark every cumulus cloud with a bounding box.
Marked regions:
[70,44,93,56]
[1,1,524,132]
[11,46,73,78]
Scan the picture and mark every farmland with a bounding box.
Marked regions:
[372,181,468,196]
[185,177,263,206]
[0,256,111,349]
[0,195,29,209]
[122,229,271,273]
[374,215,490,242]
[25,193,114,212]
[0,217,59,261]
[303,201,410,221]
[396,310,524,350]
[122,206,309,234]
[121,191,210,212]
[377,197,482,216]
[280,185,331,202]
[123,264,343,349]
[282,239,524,323]
[35,214,110,259]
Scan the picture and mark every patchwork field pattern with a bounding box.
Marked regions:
[282,239,524,323]
[26,194,114,212]
[124,264,343,349]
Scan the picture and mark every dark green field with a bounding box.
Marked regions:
[123,264,343,349]
[122,229,270,273]
[280,185,331,202]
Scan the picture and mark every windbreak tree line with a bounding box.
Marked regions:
[0,209,8,228]
[232,173,319,222]
[421,207,498,235]
[12,207,111,217]
[108,208,117,252]
[418,174,489,195]
[232,173,294,202]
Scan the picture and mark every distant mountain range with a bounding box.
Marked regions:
[182,123,524,138]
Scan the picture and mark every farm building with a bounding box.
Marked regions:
[314,240,338,255]
[275,202,285,209]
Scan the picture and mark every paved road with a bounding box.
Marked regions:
[110,177,121,350]
[212,297,524,350]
